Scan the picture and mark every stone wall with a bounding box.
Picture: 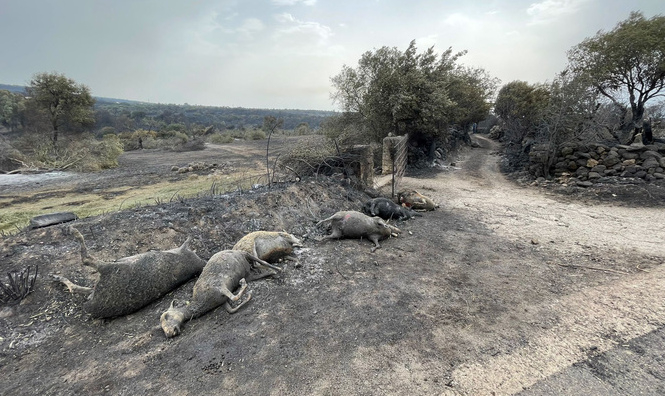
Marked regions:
[529,142,665,184]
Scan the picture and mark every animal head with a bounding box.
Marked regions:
[375,218,401,236]
[279,232,302,248]
[160,301,185,338]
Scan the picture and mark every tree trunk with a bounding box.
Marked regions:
[642,118,653,145]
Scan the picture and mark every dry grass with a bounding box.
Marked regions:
[0,171,265,234]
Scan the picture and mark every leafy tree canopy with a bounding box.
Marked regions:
[330,40,497,144]
[26,72,95,145]
[566,11,665,143]
[0,89,25,131]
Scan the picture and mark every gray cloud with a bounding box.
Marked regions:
[1,0,662,110]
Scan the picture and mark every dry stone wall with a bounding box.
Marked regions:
[529,142,665,185]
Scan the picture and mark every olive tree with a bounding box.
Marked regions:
[26,72,95,146]
[567,12,665,144]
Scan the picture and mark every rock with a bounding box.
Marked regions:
[588,172,601,179]
[624,165,639,174]
[626,144,647,152]
[654,173,664,179]
[659,157,665,168]
[171,165,179,172]
[621,152,639,160]
[635,170,647,178]
[576,167,589,177]
[622,159,636,166]
[561,147,574,156]
[603,155,621,167]
[642,157,660,170]
[577,181,593,187]
[640,150,662,160]
[586,158,599,168]
[591,165,607,173]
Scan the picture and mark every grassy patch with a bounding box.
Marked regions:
[0,172,264,234]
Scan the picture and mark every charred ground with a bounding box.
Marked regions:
[1,135,664,395]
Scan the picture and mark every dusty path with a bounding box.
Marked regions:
[397,135,665,394]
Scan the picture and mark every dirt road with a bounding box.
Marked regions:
[403,135,665,394]
[0,134,663,395]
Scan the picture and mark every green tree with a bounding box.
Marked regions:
[331,40,496,153]
[0,90,25,131]
[494,80,550,167]
[447,67,500,132]
[331,41,459,143]
[26,72,95,146]
[566,11,665,144]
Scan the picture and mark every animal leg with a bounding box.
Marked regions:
[246,252,283,272]
[50,274,93,296]
[369,236,382,253]
[369,201,380,217]
[69,227,101,270]
[221,278,248,302]
[246,269,277,281]
[224,290,253,313]
[322,228,343,241]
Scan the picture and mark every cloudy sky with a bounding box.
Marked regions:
[1,0,662,110]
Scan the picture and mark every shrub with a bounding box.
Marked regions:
[93,134,124,169]
[277,137,336,177]
[246,129,267,140]
[172,137,206,152]
[0,136,24,172]
[208,133,234,144]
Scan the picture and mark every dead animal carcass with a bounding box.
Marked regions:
[316,210,401,252]
[160,250,282,338]
[397,190,439,211]
[362,197,421,221]
[232,231,302,263]
[52,227,207,318]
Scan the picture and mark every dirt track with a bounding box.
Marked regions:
[1,135,664,395]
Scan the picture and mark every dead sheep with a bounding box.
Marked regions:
[232,231,302,263]
[160,250,282,338]
[397,189,439,211]
[362,197,421,221]
[51,227,207,318]
[316,210,401,252]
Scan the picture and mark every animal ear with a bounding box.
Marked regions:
[169,300,176,309]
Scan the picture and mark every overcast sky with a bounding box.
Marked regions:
[1,0,663,110]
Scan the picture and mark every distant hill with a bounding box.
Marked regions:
[0,84,26,94]
[0,84,148,104]
[1,83,336,129]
